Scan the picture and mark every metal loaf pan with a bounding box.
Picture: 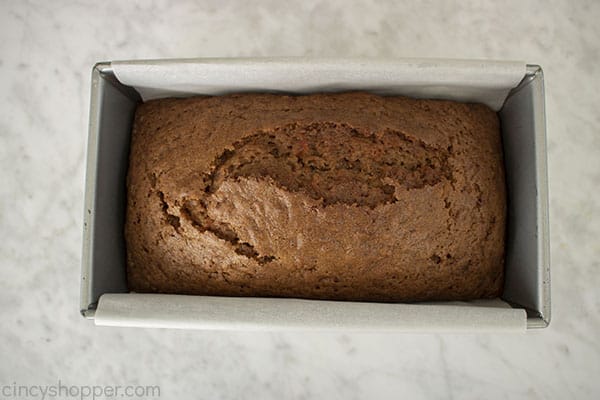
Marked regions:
[80,59,549,330]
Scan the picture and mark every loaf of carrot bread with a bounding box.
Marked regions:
[125,92,505,302]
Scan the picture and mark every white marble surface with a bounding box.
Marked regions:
[1,0,599,398]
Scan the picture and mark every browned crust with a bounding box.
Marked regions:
[125,92,505,302]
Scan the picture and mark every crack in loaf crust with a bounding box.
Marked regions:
[126,92,506,302]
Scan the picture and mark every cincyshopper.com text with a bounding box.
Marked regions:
[1,380,160,399]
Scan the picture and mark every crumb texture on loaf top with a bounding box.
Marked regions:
[125,92,506,302]
[164,121,453,266]
[202,122,452,208]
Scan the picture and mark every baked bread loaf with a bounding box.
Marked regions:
[125,92,505,302]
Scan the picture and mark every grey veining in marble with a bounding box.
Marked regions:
[0,0,599,399]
